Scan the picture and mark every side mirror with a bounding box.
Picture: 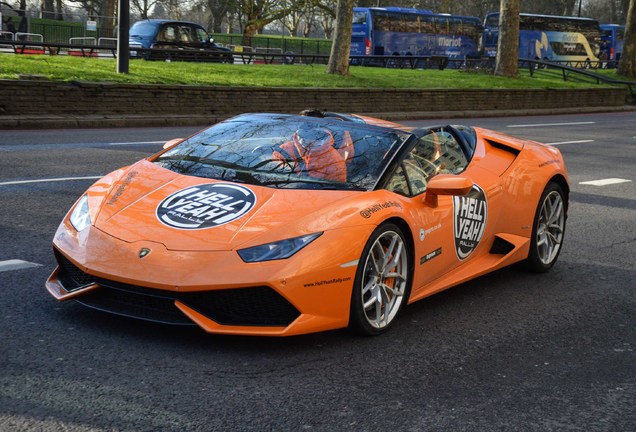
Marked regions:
[163,138,183,150]
[423,175,474,207]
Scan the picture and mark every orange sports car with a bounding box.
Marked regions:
[46,112,569,336]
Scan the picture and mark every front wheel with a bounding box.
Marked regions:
[349,223,411,335]
[524,181,567,272]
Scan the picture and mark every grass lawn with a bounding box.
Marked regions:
[0,53,623,90]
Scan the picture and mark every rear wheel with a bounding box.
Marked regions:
[524,182,567,272]
[349,223,411,335]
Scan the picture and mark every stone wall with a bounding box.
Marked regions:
[0,79,629,128]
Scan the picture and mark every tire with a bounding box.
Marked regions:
[349,223,412,335]
[523,181,567,273]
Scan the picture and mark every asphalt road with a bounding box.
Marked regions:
[1,112,634,431]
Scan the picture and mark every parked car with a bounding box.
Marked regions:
[46,112,569,337]
[129,19,233,63]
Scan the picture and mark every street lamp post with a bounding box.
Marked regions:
[116,0,129,73]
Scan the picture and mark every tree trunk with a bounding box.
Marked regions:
[618,0,636,78]
[494,0,520,77]
[242,23,257,46]
[99,0,117,35]
[326,0,354,76]
[41,0,55,19]
[55,0,63,20]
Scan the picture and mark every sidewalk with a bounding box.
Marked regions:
[1,105,635,129]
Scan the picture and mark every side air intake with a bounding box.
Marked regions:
[490,235,516,255]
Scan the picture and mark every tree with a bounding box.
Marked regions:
[326,0,353,76]
[617,0,636,77]
[206,0,235,33]
[41,0,55,19]
[132,0,162,19]
[0,1,27,16]
[495,0,520,77]
[56,0,63,20]
[237,0,304,43]
[317,0,335,38]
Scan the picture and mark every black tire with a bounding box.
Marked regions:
[349,223,412,335]
[523,181,567,273]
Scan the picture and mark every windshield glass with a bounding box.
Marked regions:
[129,21,158,37]
[153,115,409,191]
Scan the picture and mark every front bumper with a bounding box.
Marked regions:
[46,223,364,336]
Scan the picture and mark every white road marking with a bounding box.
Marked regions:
[507,121,596,128]
[108,141,165,146]
[0,176,102,186]
[579,178,632,186]
[0,259,42,272]
[546,140,595,146]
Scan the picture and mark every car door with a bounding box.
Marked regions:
[385,130,465,287]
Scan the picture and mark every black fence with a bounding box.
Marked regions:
[210,34,332,56]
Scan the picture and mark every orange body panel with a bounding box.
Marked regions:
[46,115,568,336]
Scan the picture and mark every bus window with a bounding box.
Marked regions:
[449,17,462,36]
[404,14,420,33]
[353,11,367,25]
[435,16,449,35]
[463,19,482,41]
[485,13,499,30]
[421,15,434,34]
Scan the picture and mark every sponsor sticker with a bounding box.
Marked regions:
[420,223,442,241]
[107,171,138,205]
[360,200,401,219]
[453,185,487,260]
[420,247,442,265]
[156,183,256,230]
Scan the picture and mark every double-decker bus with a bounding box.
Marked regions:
[600,24,624,64]
[350,7,482,60]
[482,12,601,65]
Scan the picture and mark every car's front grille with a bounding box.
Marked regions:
[53,248,300,327]
[181,287,301,327]
[76,282,195,325]
[55,249,95,290]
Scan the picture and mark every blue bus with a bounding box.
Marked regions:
[350,7,482,60]
[600,24,624,64]
[482,13,601,65]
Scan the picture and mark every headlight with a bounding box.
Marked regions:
[237,233,322,263]
[69,195,91,232]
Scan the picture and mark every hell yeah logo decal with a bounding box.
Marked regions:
[453,185,487,260]
[157,183,256,230]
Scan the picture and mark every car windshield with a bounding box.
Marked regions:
[153,114,410,191]
[129,21,157,37]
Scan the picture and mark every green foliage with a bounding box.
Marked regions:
[0,54,615,90]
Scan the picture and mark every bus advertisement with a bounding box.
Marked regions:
[350,7,482,60]
[600,24,624,64]
[482,12,601,65]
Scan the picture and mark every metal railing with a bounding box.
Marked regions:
[211,34,332,56]
[519,58,635,102]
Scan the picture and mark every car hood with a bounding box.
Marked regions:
[93,160,363,251]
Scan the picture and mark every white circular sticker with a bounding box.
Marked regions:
[156,183,256,230]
